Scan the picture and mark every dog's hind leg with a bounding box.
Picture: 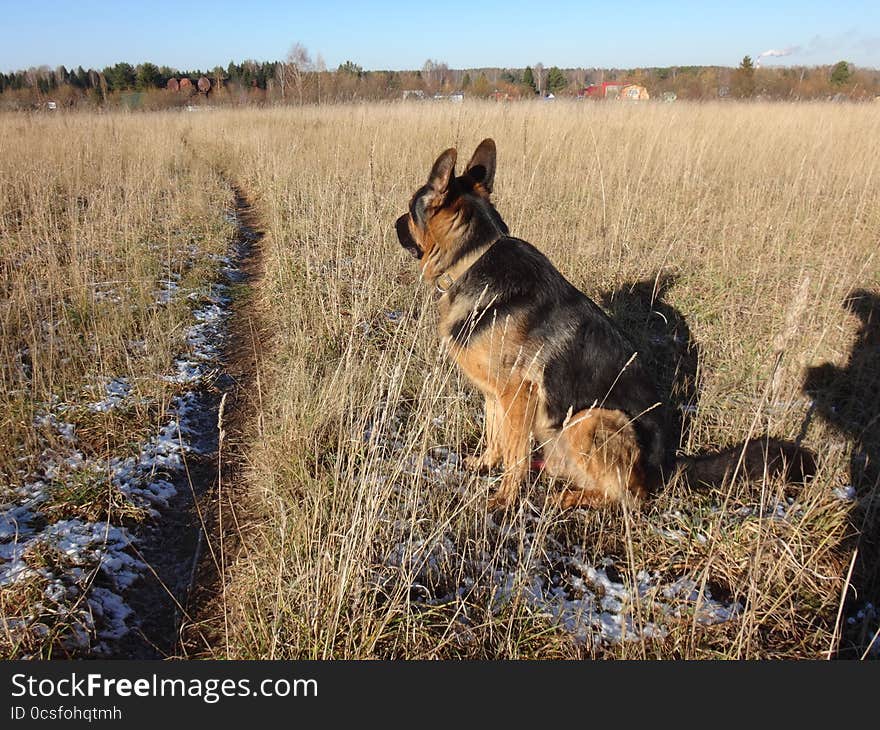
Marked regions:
[465,395,503,473]
[545,408,647,509]
[487,381,539,510]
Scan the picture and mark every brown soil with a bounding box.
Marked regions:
[175,186,267,658]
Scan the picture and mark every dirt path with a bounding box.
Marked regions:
[113,185,265,659]
[175,187,266,658]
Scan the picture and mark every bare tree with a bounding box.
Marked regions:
[436,61,449,90]
[422,59,435,91]
[283,42,313,104]
[534,62,545,95]
[276,63,287,101]
[421,59,450,94]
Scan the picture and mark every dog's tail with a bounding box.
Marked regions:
[675,437,816,491]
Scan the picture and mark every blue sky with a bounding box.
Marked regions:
[2,0,878,73]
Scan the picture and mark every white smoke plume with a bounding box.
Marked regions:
[755,47,801,67]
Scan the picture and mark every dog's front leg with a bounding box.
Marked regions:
[465,394,503,473]
[487,381,538,510]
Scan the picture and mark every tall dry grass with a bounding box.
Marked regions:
[179,101,879,658]
[0,112,232,656]
[3,101,879,658]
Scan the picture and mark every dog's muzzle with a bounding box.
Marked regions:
[395,214,423,259]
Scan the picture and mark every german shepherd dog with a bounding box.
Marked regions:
[396,139,815,510]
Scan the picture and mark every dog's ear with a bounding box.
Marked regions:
[428,148,457,194]
[465,138,496,193]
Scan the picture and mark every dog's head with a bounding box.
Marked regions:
[395,138,504,281]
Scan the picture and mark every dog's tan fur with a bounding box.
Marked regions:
[396,140,649,509]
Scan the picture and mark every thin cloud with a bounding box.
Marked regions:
[802,30,880,57]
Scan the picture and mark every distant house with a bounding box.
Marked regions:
[402,89,425,100]
[621,84,649,101]
[584,82,650,101]
[431,92,465,103]
[584,82,625,99]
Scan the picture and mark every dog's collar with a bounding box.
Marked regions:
[433,235,504,295]
[435,272,455,294]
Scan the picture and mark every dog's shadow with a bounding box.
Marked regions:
[598,273,700,452]
[802,289,880,656]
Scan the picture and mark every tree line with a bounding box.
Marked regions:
[1,50,877,110]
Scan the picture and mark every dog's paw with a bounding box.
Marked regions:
[486,474,522,511]
[552,488,616,510]
[486,492,513,512]
[550,490,579,510]
[464,453,500,474]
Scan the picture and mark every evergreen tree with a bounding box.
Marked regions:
[104,62,135,91]
[136,62,162,90]
[733,55,755,98]
[211,66,227,90]
[546,66,568,94]
[461,72,471,88]
[338,60,363,77]
[522,66,537,94]
[830,60,851,87]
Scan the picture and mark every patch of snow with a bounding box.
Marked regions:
[736,497,798,520]
[93,285,122,304]
[34,413,75,442]
[88,377,131,413]
[153,277,180,305]
[366,409,742,648]
[847,602,880,657]
[1,211,248,655]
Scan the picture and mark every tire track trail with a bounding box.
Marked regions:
[117,184,264,658]
[175,185,266,658]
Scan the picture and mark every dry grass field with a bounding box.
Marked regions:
[0,114,234,656]
[2,101,879,659]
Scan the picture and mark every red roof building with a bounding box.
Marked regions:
[584,82,626,99]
